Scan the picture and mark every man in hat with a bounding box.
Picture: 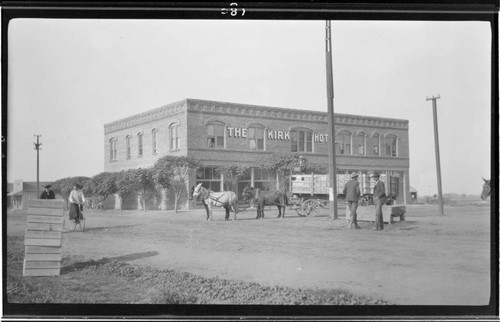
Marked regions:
[371,172,386,230]
[342,172,361,229]
[40,184,55,200]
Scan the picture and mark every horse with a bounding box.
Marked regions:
[190,183,238,221]
[242,185,289,219]
[481,178,491,200]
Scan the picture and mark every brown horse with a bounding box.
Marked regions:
[481,178,491,200]
[242,186,289,219]
[191,183,238,221]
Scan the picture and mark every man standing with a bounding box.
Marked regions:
[343,172,361,229]
[40,184,55,199]
[371,172,386,230]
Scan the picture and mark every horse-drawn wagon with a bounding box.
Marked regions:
[289,172,401,217]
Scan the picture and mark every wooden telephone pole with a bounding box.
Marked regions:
[34,135,42,198]
[426,95,444,215]
[325,20,338,219]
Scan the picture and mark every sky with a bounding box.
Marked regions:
[5,18,492,196]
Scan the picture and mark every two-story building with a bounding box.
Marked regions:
[104,98,410,210]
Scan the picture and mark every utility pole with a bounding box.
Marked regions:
[325,20,338,219]
[426,95,444,215]
[34,135,42,199]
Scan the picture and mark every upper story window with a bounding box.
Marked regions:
[152,129,158,154]
[169,123,180,151]
[137,132,143,157]
[248,126,265,150]
[372,133,380,156]
[207,122,225,149]
[336,131,352,155]
[126,135,131,159]
[357,132,365,155]
[385,134,398,157]
[109,138,117,161]
[291,129,312,153]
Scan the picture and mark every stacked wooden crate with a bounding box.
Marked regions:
[23,199,65,277]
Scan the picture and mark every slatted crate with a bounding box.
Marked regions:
[23,199,65,277]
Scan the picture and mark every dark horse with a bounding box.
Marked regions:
[190,183,238,221]
[481,178,491,200]
[242,185,289,219]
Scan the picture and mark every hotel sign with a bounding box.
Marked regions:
[227,127,330,143]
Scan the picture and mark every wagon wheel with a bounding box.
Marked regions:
[296,199,316,217]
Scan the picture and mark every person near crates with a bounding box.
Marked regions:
[371,172,386,230]
[68,183,85,224]
[40,184,55,199]
[342,172,361,229]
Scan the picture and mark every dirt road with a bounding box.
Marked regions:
[7,203,492,305]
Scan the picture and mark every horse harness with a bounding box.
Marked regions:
[198,187,235,206]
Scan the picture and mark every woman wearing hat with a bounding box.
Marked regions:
[40,184,55,199]
[371,172,386,230]
[68,183,86,224]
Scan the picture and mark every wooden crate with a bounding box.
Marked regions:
[347,204,406,224]
[23,199,65,277]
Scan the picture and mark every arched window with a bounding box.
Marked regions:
[291,129,313,153]
[169,123,180,151]
[372,133,380,156]
[357,132,366,155]
[385,134,398,157]
[336,131,352,155]
[109,138,117,161]
[207,122,225,149]
[125,135,131,159]
[248,125,265,150]
[152,129,158,154]
[137,132,143,156]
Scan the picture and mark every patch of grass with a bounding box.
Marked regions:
[6,236,390,305]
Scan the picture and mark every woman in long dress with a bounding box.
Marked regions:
[68,184,85,224]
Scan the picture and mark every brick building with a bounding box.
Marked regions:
[104,98,410,210]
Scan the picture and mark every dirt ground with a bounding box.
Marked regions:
[6,203,492,305]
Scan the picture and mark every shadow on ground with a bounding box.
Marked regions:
[60,251,159,274]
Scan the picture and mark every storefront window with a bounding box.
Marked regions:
[197,167,221,192]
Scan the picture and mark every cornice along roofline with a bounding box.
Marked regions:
[104,99,188,133]
[104,98,409,133]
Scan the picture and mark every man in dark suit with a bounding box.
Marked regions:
[371,172,386,230]
[40,184,55,199]
[342,172,361,229]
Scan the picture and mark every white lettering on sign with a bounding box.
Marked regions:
[227,127,327,142]
[314,133,329,143]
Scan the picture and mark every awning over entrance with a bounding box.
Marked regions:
[7,191,23,197]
